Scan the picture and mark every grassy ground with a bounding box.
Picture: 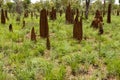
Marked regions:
[0,13,120,80]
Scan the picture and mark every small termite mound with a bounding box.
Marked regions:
[9,24,13,32]
[31,27,36,42]
[46,36,50,50]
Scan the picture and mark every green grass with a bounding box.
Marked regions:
[0,13,120,80]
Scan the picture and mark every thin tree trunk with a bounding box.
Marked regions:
[85,0,90,19]
[103,0,106,17]
[85,5,89,19]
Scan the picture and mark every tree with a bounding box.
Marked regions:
[23,0,31,9]
[50,0,61,11]
[33,2,41,11]
[85,0,90,19]
[6,2,14,12]
[4,0,11,3]
[119,0,120,6]
[0,0,3,8]
[13,0,23,14]
[60,0,69,7]
[103,0,106,16]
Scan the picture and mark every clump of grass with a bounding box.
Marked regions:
[45,66,66,80]
[0,62,6,80]
[106,57,120,79]
[14,67,35,80]
[61,53,81,75]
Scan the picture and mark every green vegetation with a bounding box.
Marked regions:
[0,0,120,80]
[0,13,119,80]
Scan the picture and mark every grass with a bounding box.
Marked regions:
[0,13,120,80]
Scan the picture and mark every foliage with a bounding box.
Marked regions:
[91,0,102,11]
[6,2,14,12]
[23,0,31,9]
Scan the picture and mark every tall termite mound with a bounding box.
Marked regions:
[91,10,104,35]
[107,3,111,23]
[40,8,49,38]
[65,4,74,24]
[59,10,62,16]
[73,14,83,42]
[50,7,56,20]
[95,10,103,22]
[78,17,83,41]
[73,14,78,39]
[31,11,33,19]
[117,9,119,16]
[1,9,6,24]
[16,16,20,21]
[76,9,79,17]
[5,10,9,20]
[91,10,103,29]
[24,10,29,18]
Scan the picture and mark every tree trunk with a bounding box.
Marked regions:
[103,0,106,17]
[85,0,90,19]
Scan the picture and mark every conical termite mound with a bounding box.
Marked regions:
[50,7,56,20]
[5,10,9,20]
[40,8,49,38]
[91,18,100,29]
[117,9,119,16]
[77,17,83,42]
[95,10,103,22]
[73,14,79,39]
[22,20,25,28]
[24,10,29,18]
[1,9,6,24]
[9,24,13,32]
[76,9,79,17]
[16,15,21,24]
[36,14,38,19]
[59,10,62,16]
[91,10,103,29]
[91,10,104,35]
[65,4,74,24]
[73,15,83,42]
[31,27,36,42]
[46,36,50,50]
[31,11,33,19]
